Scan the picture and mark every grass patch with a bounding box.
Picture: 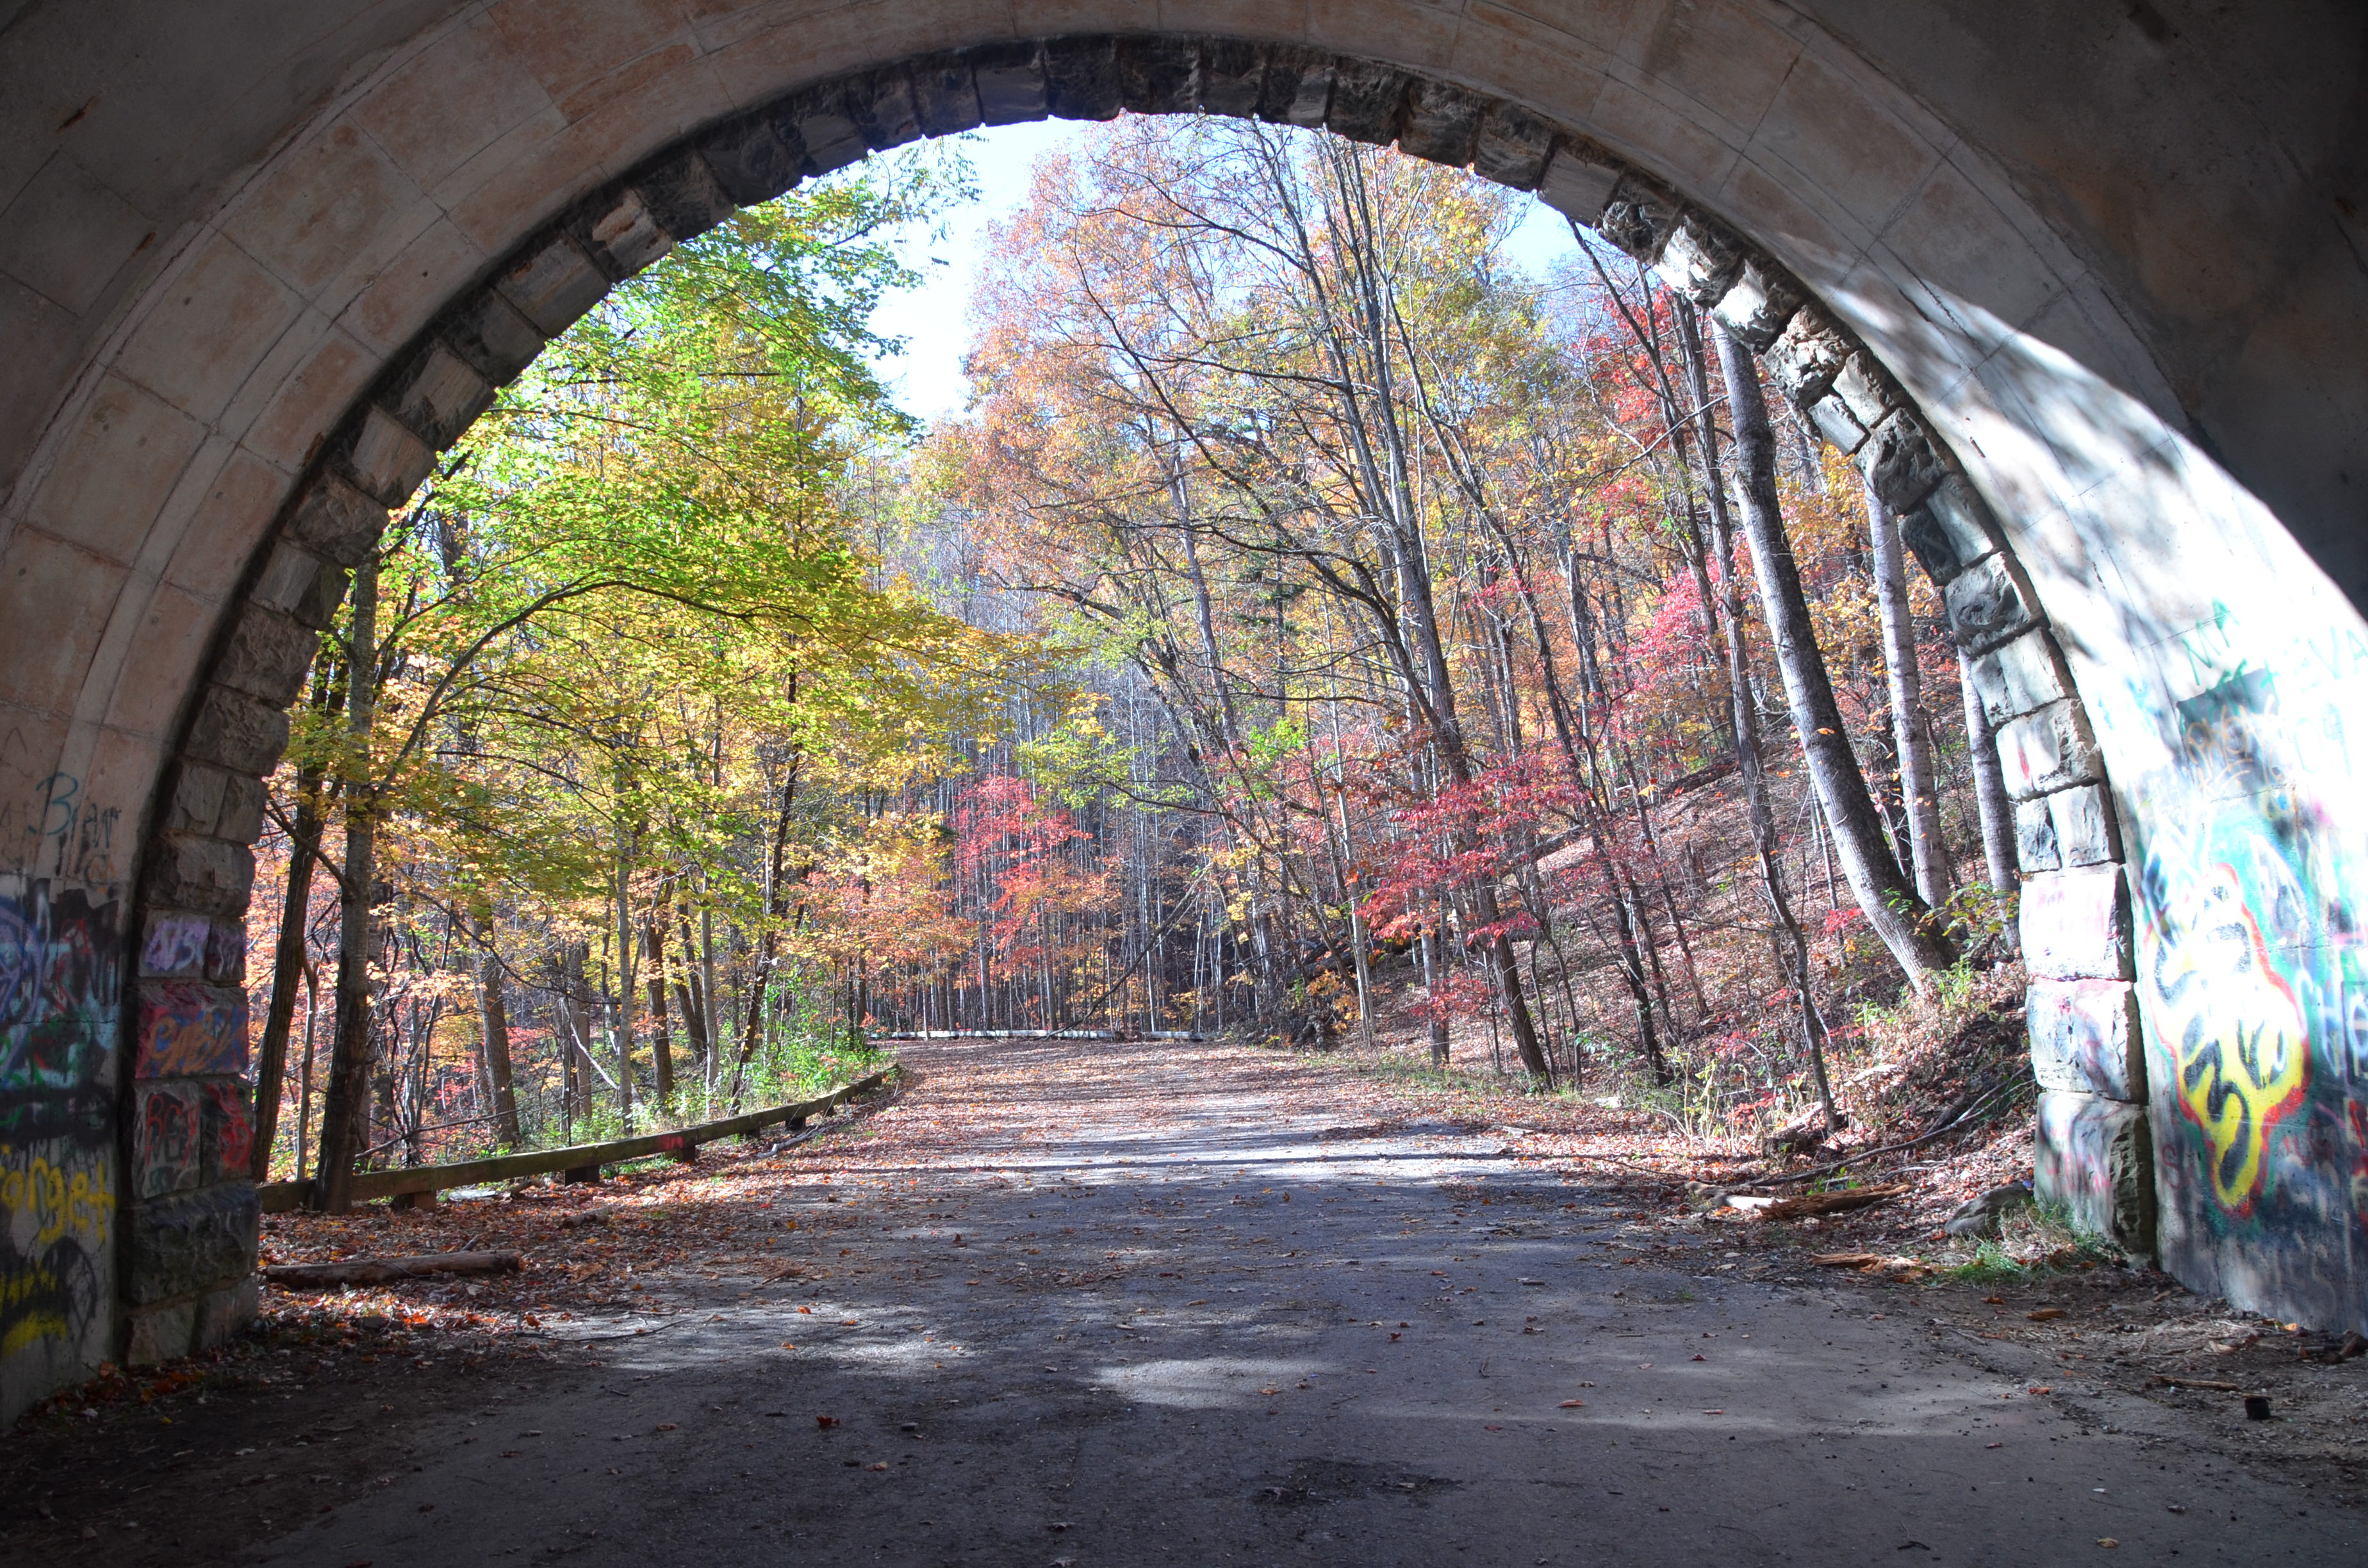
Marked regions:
[1937,1200,2121,1280]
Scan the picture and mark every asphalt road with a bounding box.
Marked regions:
[252,1038,2358,1567]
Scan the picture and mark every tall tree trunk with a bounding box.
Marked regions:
[1418,923,1449,1066]
[1712,323,1954,995]
[476,934,520,1146]
[646,906,675,1101]
[611,826,636,1129]
[1866,475,1954,908]
[1959,646,2022,913]
[250,682,331,1180]
[313,555,382,1212]
[293,967,320,1180]
[732,733,803,1102]
[699,891,721,1084]
[1681,304,1841,1131]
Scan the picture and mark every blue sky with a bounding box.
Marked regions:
[863,118,1579,428]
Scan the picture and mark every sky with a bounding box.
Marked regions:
[862,118,1583,429]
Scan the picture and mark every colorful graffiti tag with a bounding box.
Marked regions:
[0,878,121,1380]
[134,982,247,1079]
[2105,617,2368,1329]
[2148,860,2312,1210]
[0,881,119,1144]
[140,913,207,976]
[0,1151,113,1357]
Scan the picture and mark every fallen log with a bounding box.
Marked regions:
[1729,1181,1911,1221]
[262,1250,523,1287]
[1808,1251,1927,1276]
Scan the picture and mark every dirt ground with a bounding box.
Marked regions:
[3,1033,2364,1566]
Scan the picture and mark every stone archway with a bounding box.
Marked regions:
[3,3,2364,1423]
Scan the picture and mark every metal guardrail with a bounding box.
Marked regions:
[255,1068,895,1214]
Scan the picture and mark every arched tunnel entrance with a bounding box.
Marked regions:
[3,3,2366,1430]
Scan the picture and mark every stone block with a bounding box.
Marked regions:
[1196,38,1265,117]
[1044,36,1122,120]
[968,40,1047,126]
[214,772,267,847]
[1831,353,1896,429]
[2046,783,2119,866]
[251,541,347,630]
[1804,392,1869,453]
[1898,475,1999,585]
[1258,46,1333,128]
[492,233,609,338]
[1997,699,2102,798]
[212,604,320,706]
[1118,36,1201,116]
[126,1300,196,1366]
[2020,864,2133,982]
[843,67,921,148]
[695,113,802,206]
[204,913,249,983]
[162,763,227,838]
[377,339,494,450]
[135,979,249,1078]
[1861,414,1946,514]
[193,1276,259,1352]
[631,149,736,243]
[283,474,388,569]
[1399,79,1481,166]
[775,86,864,177]
[2035,1090,2155,1256]
[2015,796,2061,872]
[1968,628,2068,725]
[435,287,545,388]
[2029,979,2144,1100]
[140,911,210,977]
[201,1081,254,1184]
[1763,308,1851,402]
[1533,142,1620,231]
[1323,58,1406,144]
[337,406,434,508]
[129,1182,260,1305]
[145,833,256,917]
[1709,257,1802,351]
[574,188,672,280]
[165,764,243,845]
[909,51,982,136]
[185,684,290,774]
[1597,174,1681,261]
[1943,553,2037,653]
[1654,213,1743,306]
[1471,102,1553,189]
[135,1081,203,1196]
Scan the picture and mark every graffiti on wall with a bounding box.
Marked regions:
[0,881,120,1144]
[136,1084,199,1198]
[0,1150,113,1358]
[140,913,207,976]
[203,1081,251,1179]
[134,982,247,1079]
[2101,605,2368,1323]
[0,878,120,1366]
[0,752,122,885]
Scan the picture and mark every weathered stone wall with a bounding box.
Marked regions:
[3,2,2366,1422]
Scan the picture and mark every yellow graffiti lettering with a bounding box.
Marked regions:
[0,1154,115,1248]
[2153,867,2310,1211]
